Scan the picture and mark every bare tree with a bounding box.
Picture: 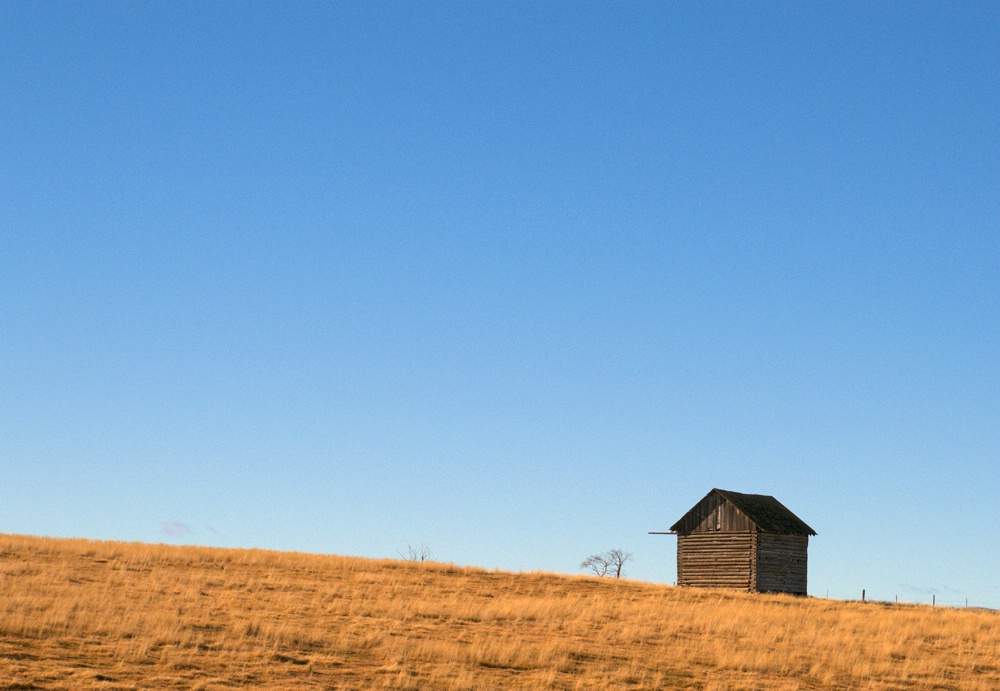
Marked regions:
[581,549,633,578]
[580,552,611,577]
[606,548,633,578]
[399,543,431,562]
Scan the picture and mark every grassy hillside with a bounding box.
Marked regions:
[0,534,997,690]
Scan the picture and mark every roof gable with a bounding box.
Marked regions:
[670,488,817,536]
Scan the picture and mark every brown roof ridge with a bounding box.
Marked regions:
[711,488,817,536]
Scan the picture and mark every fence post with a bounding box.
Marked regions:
[932,594,935,607]
[862,589,865,602]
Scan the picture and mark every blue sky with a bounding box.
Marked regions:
[3,2,998,606]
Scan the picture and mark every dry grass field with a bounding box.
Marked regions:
[1,534,998,690]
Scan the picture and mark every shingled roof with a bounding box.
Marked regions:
[670,488,817,536]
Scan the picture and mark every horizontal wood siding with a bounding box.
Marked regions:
[672,494,756,534]
[755,533,808,595]
[677,532,754,590]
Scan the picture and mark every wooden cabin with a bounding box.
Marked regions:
[657,488,816,595]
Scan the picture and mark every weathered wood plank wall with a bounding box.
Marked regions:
[676,532,754,590]
[678,532,808,594]
[671,493,757,534]
[755,533,808,595]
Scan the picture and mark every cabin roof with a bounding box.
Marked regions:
[670,488,817,536]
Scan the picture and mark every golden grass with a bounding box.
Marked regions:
[0,534,997,689]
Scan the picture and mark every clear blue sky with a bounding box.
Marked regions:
[3,2,998,607]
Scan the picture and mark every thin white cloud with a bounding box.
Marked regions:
[162,521,192,537]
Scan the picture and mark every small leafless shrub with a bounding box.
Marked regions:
[399,543,431,563]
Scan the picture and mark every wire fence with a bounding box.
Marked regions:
[821,589,995,611]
